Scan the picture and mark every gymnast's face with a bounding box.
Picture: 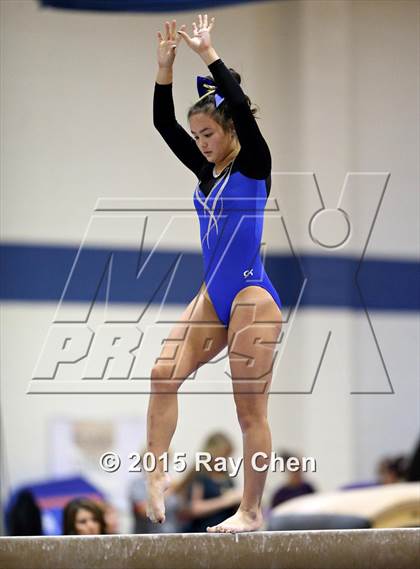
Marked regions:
[190,112,236,164]
[74,508,101,535]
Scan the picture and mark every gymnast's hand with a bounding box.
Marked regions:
[177,14,216,55]
[156,19,186,68]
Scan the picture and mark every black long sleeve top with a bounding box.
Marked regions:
[153,58,271,197]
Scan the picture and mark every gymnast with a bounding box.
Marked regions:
[146,14,283,533]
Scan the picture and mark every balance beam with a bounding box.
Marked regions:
[0,529,418,569]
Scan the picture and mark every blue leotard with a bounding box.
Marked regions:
[193,163,282,326]
[153,59,282,327]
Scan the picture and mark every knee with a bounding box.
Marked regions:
[151,365,168,381]
[236,409,267,433]
[150,364,184,392]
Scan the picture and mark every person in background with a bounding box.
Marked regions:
[377,455,409,484]
[341,452,411,490]
[62,497,107,535]
[270,451,316,509]
[176,432,242,533]
[6,489,42,536]
[406,437,420,481]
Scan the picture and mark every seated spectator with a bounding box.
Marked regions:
[179,432,242,533]
[377,455,409,484]
[270,450,316,509]
[6,489,42,536]
[62,497,106,535]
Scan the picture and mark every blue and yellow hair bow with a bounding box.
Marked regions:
[196,76,225,108]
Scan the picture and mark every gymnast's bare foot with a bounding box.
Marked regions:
[206,507,263,533]
[146,471,171,524]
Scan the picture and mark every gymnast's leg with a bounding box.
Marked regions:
[207,286,282,533]
[146,286,228,524]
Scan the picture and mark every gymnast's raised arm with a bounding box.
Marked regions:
[178,14,271,180]
[153,19,206,178]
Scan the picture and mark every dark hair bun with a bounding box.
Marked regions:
[188,66,259,127]
[228,68,241,84]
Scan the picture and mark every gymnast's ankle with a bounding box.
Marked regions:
[238,505,262,519]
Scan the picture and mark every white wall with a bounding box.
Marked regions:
[1,0,418,531]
